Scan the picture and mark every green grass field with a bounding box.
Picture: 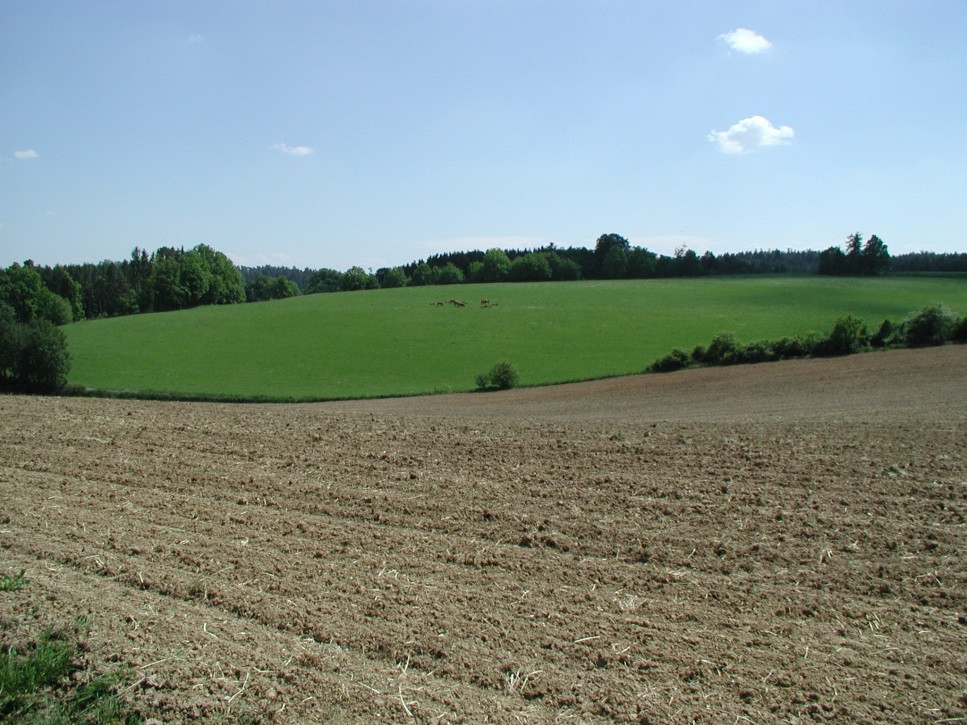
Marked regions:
[64,276,967,401]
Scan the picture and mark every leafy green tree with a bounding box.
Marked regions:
[0,303,19,378]
[431,262,464,285]
[148,255,188,311]
[627,247,657,278]
[0,263,73,325]
[340,266,379,291]
[246,275,299,301]
[193,244,245,305]
[271,276,299,299]
[466,261,485,283]
[673,248,702,277]
[410,262,433,286]
[178,249,215,305]
[14,320,71,391]
[305,268,343,294]
[594,234,631,276]
[480,248,512,282]
[861,235,890,275]
[39,266,84,320]
[147,244,243,310]
[508,253,552,282]
[379,267,409,288]
[602,245,629,279]
[818,246,847,275]
[547,253,581,281]
[37,292,72,326]
[0,303,71,392]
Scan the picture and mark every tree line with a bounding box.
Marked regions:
[5,232,965,328]
[243,233,963,297]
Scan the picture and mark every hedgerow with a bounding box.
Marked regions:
[646,304,963,374]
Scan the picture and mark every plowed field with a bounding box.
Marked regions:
[2,347,965,723]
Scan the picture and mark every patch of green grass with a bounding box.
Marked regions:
[0,624,138,723]
[63,276,967,401]
[0,571,27,592]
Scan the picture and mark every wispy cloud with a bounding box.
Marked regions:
[13,149,39,160]
[720,28,772,54]
[188,34,204,44]
[271,142,313,156]
[708,115,793,155]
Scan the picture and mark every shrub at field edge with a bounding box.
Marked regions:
[647,303,962,375]
[476,361,520,391]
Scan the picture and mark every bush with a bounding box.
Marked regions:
[740,339,778,364]
[953,316,967,343]
[796,331,828,357]
[870,319,895,348]
[476,361,520,390]
[826,314,870,356]
[647,304,964,380]
[0,305,70,393]
[14,321,71,392]
[649,348,690,373]
[705,332,741,365]
[900,304,957,346]
[772,336,807,359]
[0,303,19,377]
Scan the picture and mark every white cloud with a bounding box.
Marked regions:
[271,142,313,156]
[720,28,772,54]
[13,149,39,160]
[708,115,794,155]
[188,34,204,43]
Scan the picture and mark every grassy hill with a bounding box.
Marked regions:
[64,276,967,401]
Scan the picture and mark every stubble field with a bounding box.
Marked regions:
[1,346,965,722]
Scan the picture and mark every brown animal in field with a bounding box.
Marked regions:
[451,299,466,307]
[480,298,489,307]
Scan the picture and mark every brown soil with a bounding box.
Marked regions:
[1,346,965,723]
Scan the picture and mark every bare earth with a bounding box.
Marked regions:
[1,346,965,723]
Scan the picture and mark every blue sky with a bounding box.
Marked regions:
[2,1,965,271]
